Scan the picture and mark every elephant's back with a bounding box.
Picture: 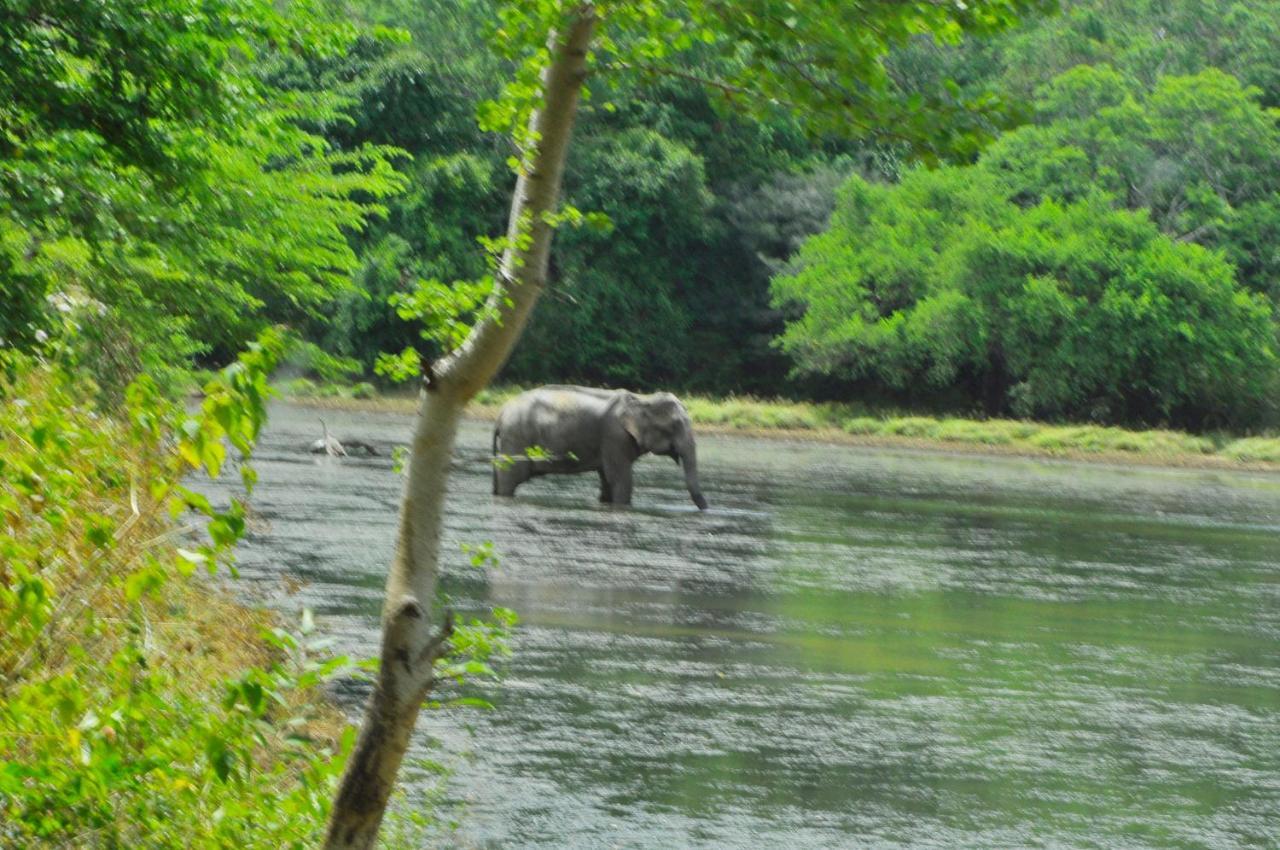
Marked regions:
[529,384,618,402]
[498,387,607,462]
[509,386,612,417]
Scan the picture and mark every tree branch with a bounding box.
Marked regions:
[605,59,759,101]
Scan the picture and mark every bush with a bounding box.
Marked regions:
[1221,437,1280,463]
[774,168,1279,429]
[842,417,882,435]
[878,417,937,438]
[932,419,1015,445]
[0,338,357,848]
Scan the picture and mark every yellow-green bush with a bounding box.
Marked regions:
[932,419,1015,445]
[876,417,937,438]
[684,396,826,430]
[1221,437,1280,463]
[0,338,357,849]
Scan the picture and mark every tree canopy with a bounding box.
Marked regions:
[772,1,1280,428]
[773,169,1276,427]
[0,0,402,391]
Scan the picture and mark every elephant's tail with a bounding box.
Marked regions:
[491,423,499,494]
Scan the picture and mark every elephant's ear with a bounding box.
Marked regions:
[615,392,646,446]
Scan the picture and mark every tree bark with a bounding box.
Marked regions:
[323,7,597,849]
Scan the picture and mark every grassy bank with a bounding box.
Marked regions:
[1,360,352,847]
[280,380,1280,470]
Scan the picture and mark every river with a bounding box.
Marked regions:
[204,401,1280,848]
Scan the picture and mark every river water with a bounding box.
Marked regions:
[206,402,1280,848]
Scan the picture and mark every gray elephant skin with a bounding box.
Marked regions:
[492,385,708,510]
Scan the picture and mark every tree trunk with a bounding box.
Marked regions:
[323,7,597,849]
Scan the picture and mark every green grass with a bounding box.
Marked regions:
[668,393,1274,467]
[279,382,1280,469]
[1220,437,1280,464]
[681,394,1242,462]
[275,376,377,399]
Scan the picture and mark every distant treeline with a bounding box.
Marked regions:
[296,0,1279,430]
[288,0,870,397]
[7,0,1276,430]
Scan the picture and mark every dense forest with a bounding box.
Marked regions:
[4,0,1277,429]
[306,0,1280,429]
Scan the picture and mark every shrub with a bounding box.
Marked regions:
[773,70,1280,431]
[842,417,882,435]
[1221,437,1280,463]
[0,335,358,848]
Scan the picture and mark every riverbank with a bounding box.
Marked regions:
[281,382,1280,472]
[1,362,350,847]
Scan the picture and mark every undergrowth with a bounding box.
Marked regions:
[2,336,511,847]
[0,334,358,848]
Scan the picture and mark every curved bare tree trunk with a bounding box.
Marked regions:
[323,7,597,849]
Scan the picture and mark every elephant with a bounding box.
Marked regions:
[492,385,708,510]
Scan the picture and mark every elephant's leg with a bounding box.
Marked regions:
[602,457,633,505]
[494,466,515,497]
[597,469,612,503]
[493,454,525,497]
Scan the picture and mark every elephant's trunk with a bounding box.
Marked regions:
[678,437,708,510]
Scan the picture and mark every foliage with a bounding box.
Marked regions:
[319,154,507,373]
[506,128,711,386]
[773,169,1278,428]
[0,332,356,847]
[0,329,514,846]
[982,65,1280,299]
[991,0,1280,108]
[479,0,1055,161]
[0,0,404,386]
[274,1,500,158]
[500,110,854,393]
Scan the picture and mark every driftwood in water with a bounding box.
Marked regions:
[308,419,378,456]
